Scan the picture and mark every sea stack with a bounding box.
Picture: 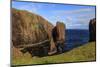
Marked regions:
[89,18,96,42]
[48,21,66,55]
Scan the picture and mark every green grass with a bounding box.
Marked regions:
[12,42,96,66]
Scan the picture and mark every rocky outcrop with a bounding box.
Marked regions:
[48,22,66,55]
[53,22,65,43]
[12,8,54,56]
[89,18,96,42]
[12,8,66,56]
[12,8,53,46]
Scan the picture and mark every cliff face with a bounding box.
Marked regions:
[89,18,96,42]
[12,8,53,47]
[12,8,66,56]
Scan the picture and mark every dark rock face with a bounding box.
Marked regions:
[89,18,96,42]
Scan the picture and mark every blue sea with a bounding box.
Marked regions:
[64,29,89,51]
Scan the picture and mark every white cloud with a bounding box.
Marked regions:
[52,7,95,23]
[66,16,73,21]
[67,23,88,29]
[22,6,37,12]
[12,3,42,14]
[75,13,95,21]
[52,8,94,16]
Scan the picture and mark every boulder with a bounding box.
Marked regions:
[89,18,96,42]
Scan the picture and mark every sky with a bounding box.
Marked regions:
[12,1,96,29]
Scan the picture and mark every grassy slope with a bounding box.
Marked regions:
[12,42,96,65]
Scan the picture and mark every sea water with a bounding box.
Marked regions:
[64,29,89,51]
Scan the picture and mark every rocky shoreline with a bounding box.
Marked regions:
[12,8,96,57]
